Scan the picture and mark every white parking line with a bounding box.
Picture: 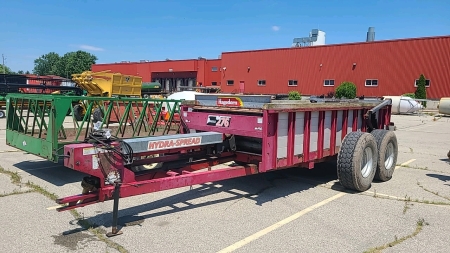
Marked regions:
[0,150,20,153]
[217,158,417,252]
[396,159,416,168]
[46,205,63,210]
[216,192,347,253]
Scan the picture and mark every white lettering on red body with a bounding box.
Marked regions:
[148,137,202,151]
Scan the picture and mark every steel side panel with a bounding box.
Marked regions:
[309,111,319,152]
[293,112,305,155]
[347,110,354,134]
[335,110,343,146]
[183,111,263,138]
[357,109,363,130]
[276,112,288,158]
[324,111,332,149]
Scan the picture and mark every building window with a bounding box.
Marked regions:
[211,82,217,86]
[227,80,234,86]
[365,79,378,86]
[257,80,266,86]
[324,79,335,86]
[211,66,218,72]
[414,79,430,87]
[288,80,298,86]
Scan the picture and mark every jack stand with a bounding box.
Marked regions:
[106,183,123,237]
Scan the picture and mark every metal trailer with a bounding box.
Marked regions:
[47,94,398,237]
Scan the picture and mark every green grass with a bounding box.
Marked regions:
[364,218,429,253]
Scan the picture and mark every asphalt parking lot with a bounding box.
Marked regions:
[0,112,450,253]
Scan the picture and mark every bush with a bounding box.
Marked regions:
[335,81,357,99]
[402,93,415,99]
[414,74,427,107]
[288,90,302,100]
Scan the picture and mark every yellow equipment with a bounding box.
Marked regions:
[69,70,143,122]
[71,70,142,97]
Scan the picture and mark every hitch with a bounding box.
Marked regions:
[365,98,392,132]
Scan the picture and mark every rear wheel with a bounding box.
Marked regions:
[370,129,398,182]
[337,131,378,192]
[0,110,5,118]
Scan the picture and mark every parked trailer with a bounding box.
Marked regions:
[46,94,398,236]
[5,94,183,163]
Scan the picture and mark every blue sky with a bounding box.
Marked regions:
[1,0,449,72]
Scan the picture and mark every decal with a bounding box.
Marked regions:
[92,155,99,170]
[216,97,243,107]
[207,115,231,127]
[83,147,110,155]
[148,136,202,151]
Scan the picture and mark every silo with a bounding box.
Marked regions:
[367,27,375,42]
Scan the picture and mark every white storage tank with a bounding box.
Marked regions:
[438,97,450,115]
[311,30,326,46]
[383,96,423,114]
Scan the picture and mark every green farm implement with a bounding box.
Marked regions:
[5,93,183,162]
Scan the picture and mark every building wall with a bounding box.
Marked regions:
[91,63,141,77]
[203,59,221,86]
[149,59,198,73]
[219,36,450,99]
[92,59,222,87]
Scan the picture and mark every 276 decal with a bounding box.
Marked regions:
[207,115,231,127]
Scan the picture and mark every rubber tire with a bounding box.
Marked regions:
[0,110,5,118]
[93,107,104,123]
[337,131,378,192]
[73,104,85,121]
[370,129,398,182]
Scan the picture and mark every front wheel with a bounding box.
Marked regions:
[337,131,378,192]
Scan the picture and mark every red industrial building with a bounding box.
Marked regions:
[91,35,450,99]
[92,59,222,93]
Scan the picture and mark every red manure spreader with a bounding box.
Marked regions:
[55,94,397,236]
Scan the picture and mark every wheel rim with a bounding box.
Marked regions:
[384,142,395,170]
[361,146,373,178]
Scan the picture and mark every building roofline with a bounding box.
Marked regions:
[221,35,450,55]
[93,58,221,66]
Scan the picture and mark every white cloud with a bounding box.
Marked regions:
[271,26,280,31]
[78,44,105,51]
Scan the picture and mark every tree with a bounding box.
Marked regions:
[414,74,427,107]
[59,50,98,78]
[33,52,61,76]
[0,64,13,74]
[32,50,97,78]
[335,81,357,99]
